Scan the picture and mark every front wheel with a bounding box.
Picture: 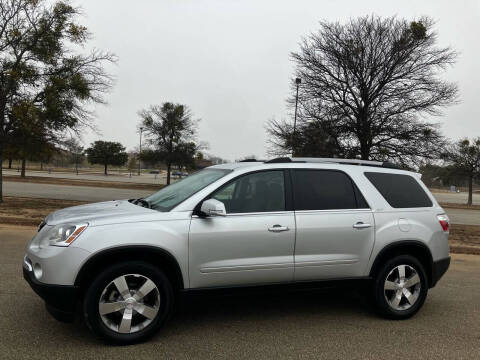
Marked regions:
[372,255,428,319]
[83,261,173,344]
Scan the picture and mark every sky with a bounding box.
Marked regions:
[78,0,480,161]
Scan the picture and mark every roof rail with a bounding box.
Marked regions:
[294,157,383,166]
[381,161,399,169]
[264,157,292,163]
[264,157,398,168]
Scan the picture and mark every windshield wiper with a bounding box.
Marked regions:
[131,198,151,209]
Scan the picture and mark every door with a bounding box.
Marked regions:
[189,170,295,288]
[292,169,375,281]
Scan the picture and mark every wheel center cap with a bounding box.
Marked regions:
[125,297,136,309]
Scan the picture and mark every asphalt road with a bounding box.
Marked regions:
[0,227,479,359]
[433,192,480,206]
[3,181,153,201]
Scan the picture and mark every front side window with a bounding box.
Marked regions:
[365,172,432,208]
[293,170,365,210]
[145,169,231,211]
[211,171,285,213]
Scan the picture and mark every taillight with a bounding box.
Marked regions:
[437,214,449,232]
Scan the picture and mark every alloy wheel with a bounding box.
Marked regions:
[98,274,160,334]
[383,264,422,311]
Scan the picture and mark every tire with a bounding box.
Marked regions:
[83,261,173,344]
[372,255,428,319]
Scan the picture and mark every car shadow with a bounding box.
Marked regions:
[163,285,375,336]
[25,285,376,346]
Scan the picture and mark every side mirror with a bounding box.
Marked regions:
[200,199,227,217]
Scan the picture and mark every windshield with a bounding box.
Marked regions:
[145,168,231,211]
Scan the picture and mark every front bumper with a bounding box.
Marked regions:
[23,267,80,322]
[431,256,450,287]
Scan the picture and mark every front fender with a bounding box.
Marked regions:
[71,216,191,288]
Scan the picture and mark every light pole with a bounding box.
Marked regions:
[138,127,144,176]
[292,77,301,156]
[75,153,78,175]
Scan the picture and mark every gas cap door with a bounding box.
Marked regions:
[398,218,412,232]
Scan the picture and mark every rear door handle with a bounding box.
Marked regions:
[353,222,372,229]
[268,225,289,232]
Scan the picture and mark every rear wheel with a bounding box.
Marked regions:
[83,261,173,344]
[372,255,428,319]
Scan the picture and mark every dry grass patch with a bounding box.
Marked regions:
[0,197,89,227]
[449,224,480,255]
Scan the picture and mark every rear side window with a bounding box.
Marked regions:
[365,172,432,208]
[293,170,367,210]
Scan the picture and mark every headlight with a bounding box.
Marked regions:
[31,223,88,249]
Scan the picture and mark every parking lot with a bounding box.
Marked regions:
[0,226,479,359]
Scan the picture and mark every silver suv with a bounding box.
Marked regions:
[23,158,450,344]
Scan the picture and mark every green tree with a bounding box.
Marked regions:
[268,15,457,165]
[442,138,480,206]
[0,0,115,202]
[418,164,461,188]
[138,103,200,185]
[8,99,56,176]
[85,141,128,175]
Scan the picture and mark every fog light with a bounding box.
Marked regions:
[33,263,43,280]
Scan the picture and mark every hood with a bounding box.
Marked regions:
[45,200,158,226]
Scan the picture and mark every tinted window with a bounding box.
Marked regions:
[354,185,369,209]
[293,170,361,210]
[212,171,285,213]
[365,172,432,208]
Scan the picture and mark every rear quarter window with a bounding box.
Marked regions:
[293,169,368,210]
[364,172,433,208]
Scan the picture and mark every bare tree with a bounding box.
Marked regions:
[63,137,84,174]
[268,15,458,165]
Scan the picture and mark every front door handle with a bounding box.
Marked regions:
[268,225,289,232]
[353,222,372,229]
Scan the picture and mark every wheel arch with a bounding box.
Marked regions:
[369,240,434,287]
[74,245,185,293]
